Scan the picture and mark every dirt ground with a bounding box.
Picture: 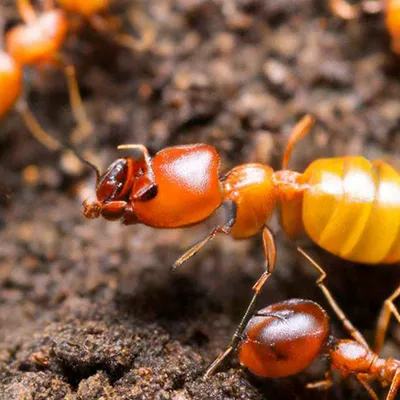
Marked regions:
[1,1,400,399]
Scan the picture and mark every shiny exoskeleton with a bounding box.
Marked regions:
[83,116,400,266]
[238,299,400,400]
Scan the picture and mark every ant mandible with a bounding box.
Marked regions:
[329,0,400,55]
[1,0,91,148]
[232,295,400,400]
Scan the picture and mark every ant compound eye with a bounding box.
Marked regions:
[96,159,133,202]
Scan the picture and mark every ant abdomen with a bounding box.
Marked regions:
[238,299,330,378]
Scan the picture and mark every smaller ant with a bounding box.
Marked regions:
[329,0,400,55]
[1,0,91,148]
[204,248,400,400]
[235,297,400,400]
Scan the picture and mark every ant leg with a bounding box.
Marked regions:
[203,226,276,378]
[306,371,333,390]
[63,65,93,144]
[297,246,369,348]
[356,374,379,400]
[172,201,237,271]
[282,115,315,169]
[15,99,60,150]
[172,227,222,271]
[375,285,400,354]
[386,368,400,400]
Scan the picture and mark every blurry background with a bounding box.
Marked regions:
[0,1,399,399]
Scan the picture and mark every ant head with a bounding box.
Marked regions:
[96,158,135,202]
[238,299,330,378]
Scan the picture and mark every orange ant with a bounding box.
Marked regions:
[83,114,400,287]
[1,0,91,148]
[232,295,400,400]
[204,247,400,381]
[201,248,400,398]
[329,0,400,55]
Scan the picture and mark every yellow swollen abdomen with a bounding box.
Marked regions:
[302,157,400,264]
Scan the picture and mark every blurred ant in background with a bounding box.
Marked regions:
[1,0,156,149]
[0,0,91,149]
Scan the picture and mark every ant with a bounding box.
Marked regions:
[329,0,400,54]
[1,0,91,148]
[234,296,400,400]
[202,248,400,399]
[82,114,400,317]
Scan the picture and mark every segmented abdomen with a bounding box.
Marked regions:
[302,157,400,264]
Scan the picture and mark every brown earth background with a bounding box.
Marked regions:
[1,1,400,399]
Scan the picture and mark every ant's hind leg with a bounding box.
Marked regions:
[203,226,276,378]
[375,285,400,354]
[297,247,369,348]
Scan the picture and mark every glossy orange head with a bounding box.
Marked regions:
[131,144,223,228]
[83,144,223,228]
[238,299,330,378]
[57,0,110,17]
[0,52,23,119]
[6,10,69,66]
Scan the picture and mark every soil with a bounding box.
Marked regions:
[1,1,400,399]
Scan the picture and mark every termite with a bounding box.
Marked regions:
[329,0,400,55]
[1,0,91,148]
[233,295,400,400]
